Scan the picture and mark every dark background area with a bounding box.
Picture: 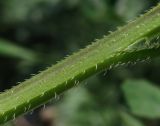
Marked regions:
[0,0,160,126]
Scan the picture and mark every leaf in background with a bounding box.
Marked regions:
[0,39,38,61]
[121,111,144,126]
[122,79,160,119]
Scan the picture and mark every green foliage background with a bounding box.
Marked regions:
[0,0,160,126]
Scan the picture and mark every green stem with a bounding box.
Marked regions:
[0,3,160,124]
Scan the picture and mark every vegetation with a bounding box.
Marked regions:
[0,0,160,126]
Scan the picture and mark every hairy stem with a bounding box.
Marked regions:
[0,3,160,124]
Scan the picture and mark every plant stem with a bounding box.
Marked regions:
[0,3,160,124]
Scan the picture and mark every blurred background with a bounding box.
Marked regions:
[1,0,160,126]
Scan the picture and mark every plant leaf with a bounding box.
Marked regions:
[122,79,160,119]
[0,39,38,61]
[121,111,145,126]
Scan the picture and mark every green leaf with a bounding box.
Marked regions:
[122,79,160,119]
[0,39,38,61]
[121,111,144,126]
